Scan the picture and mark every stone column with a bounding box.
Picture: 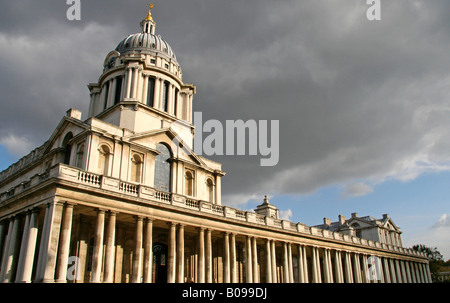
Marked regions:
[167,222,176,283]
[205,229,212,283]
[334,250,343,283]
[103,211,117,283]
[425,262,432,283]
[197,228,205,283]
[35,201,64,283]
[344,251,354,283]
[413,262,421,283]
[361,254,370,283]
[352,253,362,283]
[55,203,75,283]
[311,246,319,283]
[323,249,331,283]
[400,260,407,283]
[265,239,272,283]
[297,245,307,283]
[394,259,402,283]
[230,233,237,283]
[0,216,21,282]
[125,67,133,99]
[90,209,106,283]
[0,221,7,262]
[245,236,253,283]
[223,232,230,283]
[389,259,397,283]
[252,237,259,283]
[382,257,391,283]
[130,67,138,99]
[282,242,289,283]
[271,240,277,283]
[176,224,185,283]
[15,212,30,283]
[15,209,40,283]
[288,243,294,283]
[143,219,153,283]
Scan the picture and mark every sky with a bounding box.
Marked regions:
[0,0,449,260]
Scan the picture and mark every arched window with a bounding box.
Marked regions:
[131,153,143,183]
[98,145,111,176]
[184,170,194,197]
[206,178,214,203]
[62,132,73,165]
[76,143,85,169]
[154,143,172,192]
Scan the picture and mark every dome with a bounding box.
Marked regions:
[115,32,178,63]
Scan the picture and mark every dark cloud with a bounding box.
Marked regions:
[1,0,450,206]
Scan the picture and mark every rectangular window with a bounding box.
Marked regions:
[103,82,110,110]
[114,77,122,104]
[161,81,169,112]
[147,77,155,107]
[174,88,179,116]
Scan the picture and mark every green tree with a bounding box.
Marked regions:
[412,244,444,282]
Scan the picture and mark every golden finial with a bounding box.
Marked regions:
[145,3,155,21]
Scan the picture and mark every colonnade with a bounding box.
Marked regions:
[89,64,193,123]
[0,201,432,284]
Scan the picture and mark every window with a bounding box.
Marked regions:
[98,145,111,176]
[173,88,179,116]
[147,77,155,107]
[154,143,172,192]
[103,82,110,110]
[161,81,169,112]
[351,223,362,238]
[62,132,73,165]
[184,170,194,197]
[76,143,85,169]
[114,76,123,104]
[130,153,143,183]
[206,178,214,203]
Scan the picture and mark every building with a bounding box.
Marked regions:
[0,6,431,284]
[314,213,403,247]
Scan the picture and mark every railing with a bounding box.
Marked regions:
[0,163,428,259]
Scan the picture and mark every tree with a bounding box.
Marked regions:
[412,244,444,282]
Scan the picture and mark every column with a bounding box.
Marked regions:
[130,67,138,99]
[425,262,432,283]
[271,240,277,283]
[125,67,132,99]
[197,228,205,283]
[394,260,402,283]
[142,74,148,104]
[298,245,308,283]
[400,260,407,283]
[389,259,397,283]
[167,222,176,283]
[413,262,421,283]
[405,261,413,283]
[311,247,319,283]
[55,203,75,283]
[334,250,344,283]
[0,215,21,282]
[344,251,354,283]
[15,209,40,283]
[223,233,230,283]
[15,212,30,283]
[282,243,289,283]
[35,201,64,283]
[288,243,294,283]
[382,257,391,283]
[177,224,185,283]
[252,237,259,283]
[103,211,117,283]
[265,239,272,283]
[205,229,212,283]
[361,254,370,283]
[230,233,237,283]
[90,209,106,283]
[0,221,7,260]
[408,262,416,283]
[323,249,331,283]
[245,236,253,283]
[143,218,153,283]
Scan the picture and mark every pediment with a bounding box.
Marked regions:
[127,128,206,167]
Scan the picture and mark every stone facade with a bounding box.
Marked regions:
[0,7,431,284]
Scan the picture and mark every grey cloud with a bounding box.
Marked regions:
[1,0,450,207]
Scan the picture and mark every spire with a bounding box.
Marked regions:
[141,3,156,34]
[145,3,155,22]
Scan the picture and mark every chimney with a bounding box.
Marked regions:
[338,215,346,225]
[351,212,358,218]
[66,108,82,120]
[323,217,331,227]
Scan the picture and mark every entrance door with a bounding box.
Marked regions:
[153,243,168,283]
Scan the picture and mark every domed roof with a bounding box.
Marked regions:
[115,32,177,62]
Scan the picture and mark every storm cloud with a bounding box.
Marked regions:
[1,0,450,207]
